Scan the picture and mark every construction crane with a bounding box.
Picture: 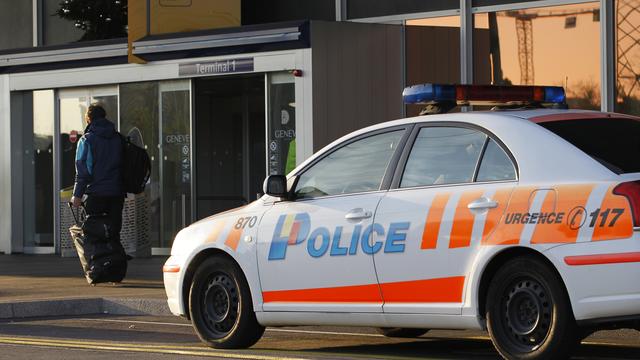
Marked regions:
[617,0,640,102]
[496,7,599,85]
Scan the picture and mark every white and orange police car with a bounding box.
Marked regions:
[163,84,640,360]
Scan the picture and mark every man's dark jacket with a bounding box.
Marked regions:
[73,118,124,198]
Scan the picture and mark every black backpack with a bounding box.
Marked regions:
[120,134,151,194]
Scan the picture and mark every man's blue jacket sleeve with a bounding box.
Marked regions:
[73,137,93,197]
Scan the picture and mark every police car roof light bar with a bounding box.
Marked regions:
[402,84,566,107]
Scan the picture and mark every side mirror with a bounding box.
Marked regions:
[263,175,288,198]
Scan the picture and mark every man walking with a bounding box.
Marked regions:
[71,103,125,247]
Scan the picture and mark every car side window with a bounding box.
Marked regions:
[294,130,404,199]
[401,127,486,188]
[476,139,516,182]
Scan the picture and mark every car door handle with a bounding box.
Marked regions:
[345,208,373,220]
[468,197,499,210]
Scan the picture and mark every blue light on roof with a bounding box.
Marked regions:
[543,86,566,103]
[402,84,456,104]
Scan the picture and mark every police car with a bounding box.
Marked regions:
[163,84,640,360]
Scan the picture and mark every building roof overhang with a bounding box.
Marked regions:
[0,21,310,74]
[0,38,128,74]
[132,20,309,62]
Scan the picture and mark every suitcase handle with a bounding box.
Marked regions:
[67,202,86,226]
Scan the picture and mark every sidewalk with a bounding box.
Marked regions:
[0,255,172,319]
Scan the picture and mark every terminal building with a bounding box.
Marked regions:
[0,0,638,256]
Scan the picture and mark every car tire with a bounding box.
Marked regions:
[486,256,579,360]
[376,328,429,338]
[189,255,265,349]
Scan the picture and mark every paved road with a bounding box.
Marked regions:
[0,316,638,359]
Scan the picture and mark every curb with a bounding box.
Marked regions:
[0,298,171,320]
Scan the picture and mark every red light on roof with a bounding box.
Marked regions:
[454,85,557,105]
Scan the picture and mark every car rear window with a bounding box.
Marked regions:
[539,118,640,174]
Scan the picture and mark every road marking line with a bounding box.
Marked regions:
[0,337,309,360]
[77,318,192,327]
[582,340,640,349]
[465,335,640,350]
[0,336,426,360]
[35,318,640,349]
[76,318,385,337]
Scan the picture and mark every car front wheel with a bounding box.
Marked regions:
[189,256,265,349]
[486,257,579,360]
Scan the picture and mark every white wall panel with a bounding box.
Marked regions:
[0,76,12,254]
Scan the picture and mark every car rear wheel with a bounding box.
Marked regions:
[486,257,579,360]
[189,256,265,349]
[376,328,429,338]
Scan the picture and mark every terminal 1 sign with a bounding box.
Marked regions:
[178,58,254,77]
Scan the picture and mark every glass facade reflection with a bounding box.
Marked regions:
[474,3,601,109]
[42,0,83,46]
[616,0,640,116]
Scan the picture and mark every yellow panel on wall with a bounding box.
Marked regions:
[150,0,241,34]
[128,0,241,63]
[128,0,148,63]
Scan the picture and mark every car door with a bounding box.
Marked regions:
[257,127,410,313]
[372,124,518,315]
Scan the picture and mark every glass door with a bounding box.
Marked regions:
[23,90,55,253]
[160,80,191,248]
[119,80,192,251]
[194,75,265,220]
[267,72,296,176]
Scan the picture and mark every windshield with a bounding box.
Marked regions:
[539,118,640,174]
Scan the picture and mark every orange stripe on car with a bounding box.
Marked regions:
[592,185,634,241]
[263,283,382,303]
[262,276,465,303]
[529,189,558,244]
[481,188,513,244]
[205,221,226,243]
[531,184,594,244]
[379,276,466,303]
[420,193,450,249]
[449,190,485,248]
[486,187,535,246]
[224,227,243,251]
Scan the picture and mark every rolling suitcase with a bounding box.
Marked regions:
[68,204,128,285]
